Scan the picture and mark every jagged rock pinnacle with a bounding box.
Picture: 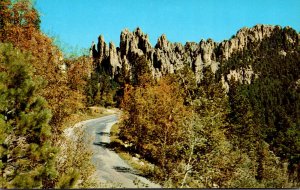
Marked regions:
[91,24,299,84]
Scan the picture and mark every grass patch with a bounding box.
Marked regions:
[110,122,121,143]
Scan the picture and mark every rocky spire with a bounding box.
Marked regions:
[155,34,170,51]
[109,42,121,76]
[91,24,298,85]
[97,35,109,62]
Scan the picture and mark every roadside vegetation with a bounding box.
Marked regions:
[0,0,100,188]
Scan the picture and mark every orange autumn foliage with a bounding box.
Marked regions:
[0,0,92,134]
[120,75,190,178]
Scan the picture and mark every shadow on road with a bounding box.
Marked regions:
[113,166,143,176]
[96,132,111,136]
[93,142,110,148]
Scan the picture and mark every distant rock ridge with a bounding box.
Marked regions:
[91,24,298,86]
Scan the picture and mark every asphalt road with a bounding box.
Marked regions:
[82,114,161,188]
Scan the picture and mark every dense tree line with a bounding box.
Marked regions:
[219,26,300,184]
[118,64,293,187]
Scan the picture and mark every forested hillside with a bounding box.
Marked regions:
[89,25,300,187]
[0,0,299,188]
[218,27,300,185]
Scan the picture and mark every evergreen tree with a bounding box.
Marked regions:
[0,44,57,188]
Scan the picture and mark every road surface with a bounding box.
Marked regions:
[82,114,161,188]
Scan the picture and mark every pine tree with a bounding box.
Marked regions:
[0,44,57,188]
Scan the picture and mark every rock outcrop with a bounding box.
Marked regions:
[91,24,298,86]
[218,24,277,60]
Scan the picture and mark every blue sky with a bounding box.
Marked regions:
[35,0,300,53]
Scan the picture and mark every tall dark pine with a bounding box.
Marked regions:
[0,44,57,188]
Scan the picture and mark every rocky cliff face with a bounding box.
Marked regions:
[91,24,298,87]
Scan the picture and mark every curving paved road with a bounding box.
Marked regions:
[82,114,160,188]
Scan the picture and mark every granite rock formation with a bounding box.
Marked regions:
[91,24,298,88]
